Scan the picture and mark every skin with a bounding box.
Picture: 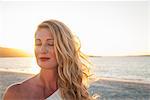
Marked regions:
[3,28,59,100]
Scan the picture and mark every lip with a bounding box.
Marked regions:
[39,57,50,61]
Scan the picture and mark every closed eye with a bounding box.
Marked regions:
[35,43,41,46]
[48,43,54,46]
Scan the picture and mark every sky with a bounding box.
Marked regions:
[0,0,149,56]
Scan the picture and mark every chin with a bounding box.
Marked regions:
[38,64,57,70]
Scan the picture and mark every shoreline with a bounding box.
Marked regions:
[1,70,150,84]
[89,76,150,85]
[0,70,150,100]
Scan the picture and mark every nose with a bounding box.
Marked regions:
[40,45,48,54]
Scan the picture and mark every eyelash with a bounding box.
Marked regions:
[35,44,41,46]
[48,44,54,46]
[35,43,54,46]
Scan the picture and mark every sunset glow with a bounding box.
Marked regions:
[0,1,149,56]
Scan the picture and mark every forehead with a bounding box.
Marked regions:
[35,28,53,39]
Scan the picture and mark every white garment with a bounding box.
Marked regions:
[45,89,62,100]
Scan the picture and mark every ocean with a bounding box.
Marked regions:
[0,56,150,82]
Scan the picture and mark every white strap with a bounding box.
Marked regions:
[45,89,62,100]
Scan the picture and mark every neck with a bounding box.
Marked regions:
[39,68,58,91]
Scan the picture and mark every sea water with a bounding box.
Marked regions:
[0,56,150,82]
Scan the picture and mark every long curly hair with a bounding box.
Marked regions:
[37,19,92,100]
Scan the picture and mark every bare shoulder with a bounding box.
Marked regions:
[3,74,40,100]
[3,83,22,100]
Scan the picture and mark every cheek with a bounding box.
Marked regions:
[34,47,39,59]
[50,49,57,62]
[50,49,56,58]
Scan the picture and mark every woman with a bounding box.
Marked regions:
[3,19,92,100]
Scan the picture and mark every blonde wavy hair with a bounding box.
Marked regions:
[37,19,92,100]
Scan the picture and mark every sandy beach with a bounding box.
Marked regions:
[0,71,150,100]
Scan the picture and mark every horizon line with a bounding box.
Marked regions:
[0,46,149,57]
